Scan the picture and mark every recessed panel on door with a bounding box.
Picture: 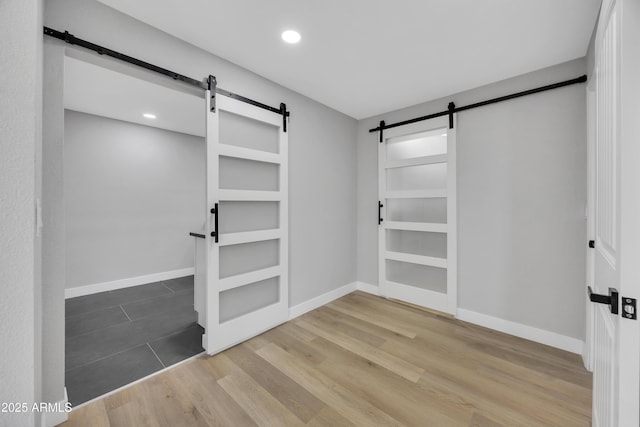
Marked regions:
[219,156,279,191]
[386,163,447,191]
[219,277,280,323]
[387,198,447,223]
[219,110,279,153]
[386,131,447,160]
[219,239,279,279]
[385,260,447,294]
[386,229,447,258]
[218,201,279,233]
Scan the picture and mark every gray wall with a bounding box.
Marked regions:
[357,59,587,340]
[46,0,357,305]
[0,0,43,426]
[64,110,205,289]
[44,0,357,408]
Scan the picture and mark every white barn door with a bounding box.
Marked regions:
[202,88,288,355]
[589,0,640,425]
[378,116,457,314]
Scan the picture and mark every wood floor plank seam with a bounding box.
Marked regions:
[61,292,592,427]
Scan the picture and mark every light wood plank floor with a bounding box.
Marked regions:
[61,291,592,426]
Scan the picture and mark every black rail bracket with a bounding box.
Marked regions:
[379,121,385,143]
[448,102,455,129]
[208,75,217,112]
[622,297,637,320]
[280,103,288,132]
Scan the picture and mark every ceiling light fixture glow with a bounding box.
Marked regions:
[143,113,156,119]
[281,30,301,44]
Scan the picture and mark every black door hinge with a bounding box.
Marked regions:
[588,240,595,248]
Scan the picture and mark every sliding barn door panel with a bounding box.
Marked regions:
[379,118,456,314]
[203,93,288,355]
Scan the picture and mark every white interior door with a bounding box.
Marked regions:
[590,0,640,425]
[378,116,457,314]
[202,90,288,355]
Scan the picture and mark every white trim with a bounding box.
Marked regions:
[354,282,583,355]
[219,228,281,247]
[218,266,281,292]
[385,154,448,169]
[383,118,449,141]
[218,189,282,201]
[218,143,282,164]
[64,268,194,299]
[385,189,447,199]
[456,308,584,355]
[384,280,449,313]
[385,251,447,268]
[41,387,69,427]
[385,221,447,233]
[288,282,357,320]
[355,281,381,296]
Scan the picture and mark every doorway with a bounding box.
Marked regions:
[62,54,206,406]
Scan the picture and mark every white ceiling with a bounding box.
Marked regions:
[96,0,600,119]
[64,56,205,137]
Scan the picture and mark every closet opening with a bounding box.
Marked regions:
[62,53,207,407]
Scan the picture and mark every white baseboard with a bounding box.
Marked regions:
[65,268,195,299]
[456,308,584,355]
[288,282,357,320]
[41,387,69,427]
[350,282,583,355]
[355,281,380,296]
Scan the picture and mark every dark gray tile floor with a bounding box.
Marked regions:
[65,276,204,406]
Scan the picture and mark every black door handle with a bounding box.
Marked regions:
[378,201,384,225]
[588,286,618,314]
[210,203,219,243]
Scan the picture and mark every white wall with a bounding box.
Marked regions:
[358,59,587,341]
[64,110,205,289]
[0,0,43,426]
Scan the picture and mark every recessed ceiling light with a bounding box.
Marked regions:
[281,30,301,44]
[143,113,156,119]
